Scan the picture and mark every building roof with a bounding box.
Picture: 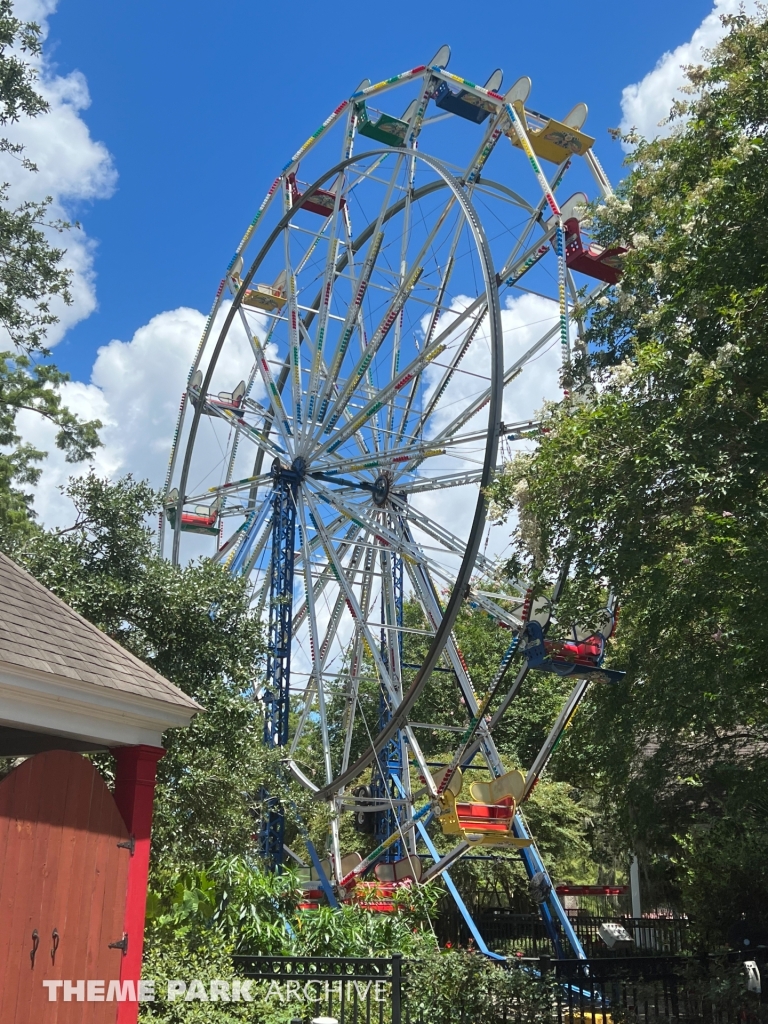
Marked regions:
[0,552,201,715]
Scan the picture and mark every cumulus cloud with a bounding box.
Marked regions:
[13,0,59,21]
[18,299,270,530]
[0,0,116,345]
[18,307,207,527]
[620,0,760,142]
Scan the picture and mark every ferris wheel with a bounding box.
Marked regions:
[161,46,623,957]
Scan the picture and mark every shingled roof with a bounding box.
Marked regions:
[0,552,200,714]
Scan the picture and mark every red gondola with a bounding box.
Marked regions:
[288,172,346,218]
[564,216,627,285]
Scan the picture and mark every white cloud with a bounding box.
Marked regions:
[13,0,59,21]
[620,0,759,142]
[19,299,270,530]
[18,307,207,527]
[0,0,116,345]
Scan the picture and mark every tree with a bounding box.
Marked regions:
[488,11,768,932]
[0,0,101,546]
[18,474,269,864]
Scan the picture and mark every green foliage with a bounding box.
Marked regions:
[147,857,439,959]
[675,798,768,942]
[487,10,768,930]
[18,474,269,864]
[405,950,556,1024]
[523,780,591,876]
[210,857,301,956]
[0,0,103,542]
[292,903,437,958]
[139,929,255,1024]
[0,0,48,130]
[142,860,569,1024]
[145,868,217,947]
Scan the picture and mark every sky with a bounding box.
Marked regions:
[7,0,756,528]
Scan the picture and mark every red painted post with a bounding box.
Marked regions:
[112,745,165,1024]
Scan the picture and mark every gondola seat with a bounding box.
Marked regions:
[508,100,595,164]
[288,172,346,217]
[433,68,503,124]
[436,769,532,848]
[355,101,409,146]
[564,217,627,285]
[164,489,222,536]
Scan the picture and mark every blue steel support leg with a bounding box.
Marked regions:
[259,462,299,868]
[415,820,505,962]
[512,813,587,959]
[305,838,340,910]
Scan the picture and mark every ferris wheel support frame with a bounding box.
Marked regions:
[259,463,300,865]
[165,55,623,957]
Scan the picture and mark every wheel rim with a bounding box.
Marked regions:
[161,64,615,856]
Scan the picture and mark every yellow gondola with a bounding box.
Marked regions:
[436,768,532,848]
[242,282,287,312]
[508,100,595,164]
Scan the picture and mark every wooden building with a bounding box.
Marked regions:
[0,552,202,1023]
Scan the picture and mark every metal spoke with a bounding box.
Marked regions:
[303,489,398,703]
[295,500,338,868]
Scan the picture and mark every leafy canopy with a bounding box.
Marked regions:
[19,474,269,865]
[0,0,101,545]
[488,11,768,931]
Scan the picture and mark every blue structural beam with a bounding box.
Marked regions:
[415,820,505,961]
[259,459,301,868]
[263,475,296,749]
[258,786,286,868]
[512,814,587,959]
[229,500,272,578]
[305,838,340,910]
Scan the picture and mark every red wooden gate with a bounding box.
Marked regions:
[0,749,131,1023]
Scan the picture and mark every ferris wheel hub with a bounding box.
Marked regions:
[371,473,392,508]
[270,456,307,487]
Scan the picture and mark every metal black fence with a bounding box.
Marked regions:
[541,954,765,1024]
[438,908,695,956]
[233,954,402,1024]
[233,952,764,1024]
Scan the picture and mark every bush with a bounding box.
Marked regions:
[405,949,556,1024]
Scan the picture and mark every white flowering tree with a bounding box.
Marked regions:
[488,10,768,938]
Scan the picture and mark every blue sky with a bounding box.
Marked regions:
[45,0,712,380]
[10,0,747,525]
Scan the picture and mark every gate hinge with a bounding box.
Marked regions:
[117,835,135,856]
[108,933,129,956]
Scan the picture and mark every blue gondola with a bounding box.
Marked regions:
[434,69,503,124]
[524,619,625,683]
